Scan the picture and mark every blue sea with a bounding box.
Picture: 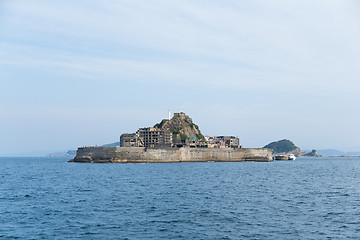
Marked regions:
[1,157,360,239]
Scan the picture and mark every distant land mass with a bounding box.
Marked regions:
[48,142,120,157]
[48,150,77,158]
[101,142,120,147]
[312,149,360,157]
[264,139,323,157]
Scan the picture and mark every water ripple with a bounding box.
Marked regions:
[1,157,360,239]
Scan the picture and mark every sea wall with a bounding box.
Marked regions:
[70,147,273,163]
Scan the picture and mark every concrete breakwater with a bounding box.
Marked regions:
[69,147,273,163]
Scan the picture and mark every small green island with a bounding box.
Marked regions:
[264,139,324,157]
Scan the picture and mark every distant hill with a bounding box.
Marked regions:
[48,142,120,157]
[48,150,76,157]
[264,139,298,154]
[315,149,360,156]
[101,142,120,147]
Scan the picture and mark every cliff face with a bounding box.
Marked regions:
[154,112,204,140]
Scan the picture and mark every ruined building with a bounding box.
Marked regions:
[137,127,173,148]
[206,136,240,148]
[120,128,172,148]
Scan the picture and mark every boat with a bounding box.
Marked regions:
[288,154,296,160]
[274,155,288,160]
[273,154,296,161]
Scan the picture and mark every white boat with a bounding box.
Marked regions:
[288,154,296,160]
[274,155,288,160]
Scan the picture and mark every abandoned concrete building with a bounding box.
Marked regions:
[120,133,141,147]
[137,127,173,148]
[205,136,240,148]
[120,130,239,149]
[120,128,172,148]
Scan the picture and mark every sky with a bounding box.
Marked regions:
[1,0,360,156]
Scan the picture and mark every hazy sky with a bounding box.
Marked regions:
[1,0,360,156]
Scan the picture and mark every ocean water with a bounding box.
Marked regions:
[1,157,360,239]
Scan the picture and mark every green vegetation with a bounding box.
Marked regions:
[264,139,297,153]
[184,117,190,124]
[196,133,205,141]
[170,128,180,134]
[180,133,188,140]
[154,113,205,143]
[153,119,168,128]
[188,122,199,130]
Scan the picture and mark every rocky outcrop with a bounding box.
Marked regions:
[302,149,324,157]
[154,112,204,140]
[272,148,303,157]
[289,147,302,156]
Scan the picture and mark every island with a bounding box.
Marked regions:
[263,139,325,158]
[69,112,273,163]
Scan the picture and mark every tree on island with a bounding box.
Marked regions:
[263,139,298,154]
